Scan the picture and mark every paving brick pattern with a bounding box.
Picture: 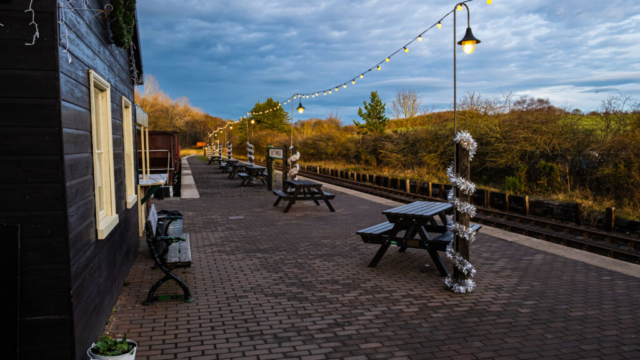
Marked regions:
[108,157,640,360]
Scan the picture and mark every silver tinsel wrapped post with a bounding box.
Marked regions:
[217,141,221,157]
[445,130,480,294]
[288,145,300,181]
[247,142,254,164]
[227,141,232,160]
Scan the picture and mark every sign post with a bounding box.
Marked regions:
[266,146,286,191]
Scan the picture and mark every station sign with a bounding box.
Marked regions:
[269,148,284,159]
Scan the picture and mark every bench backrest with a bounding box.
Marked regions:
[147,204,158,238]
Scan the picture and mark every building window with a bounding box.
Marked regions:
[90,70,118,239]
[122,97,137,208]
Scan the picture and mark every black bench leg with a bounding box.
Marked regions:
[313,198,320,206]
[143,271,193,305]
[283,198,295,213]
[321,195,335,212]
[368,243,390,267]
[427,249,449,277]
[398,226,417,253]
[273,196,282,207]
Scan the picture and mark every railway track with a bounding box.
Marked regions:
[259,162,640,265]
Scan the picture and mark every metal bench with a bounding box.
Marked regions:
[143,205,193,305]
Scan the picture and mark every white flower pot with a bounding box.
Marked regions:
[87,340,137,360]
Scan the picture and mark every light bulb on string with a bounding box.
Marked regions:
[487,0,492,4]
[360,74,364,79]
[418,35,422,42]
[377,65,381,71]
[316,92,319,96]
[352,79,356,84]
[329,90,332,94]
[324,91,326,95]
[343,84,347,88]
[385,57,390,62]
[437,21,442,29]
[404,47,409,53]
[335,87,338,91]
[457,5,462,10]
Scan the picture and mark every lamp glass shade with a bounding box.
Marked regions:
[457,27,481,54]
[297,104,305,114]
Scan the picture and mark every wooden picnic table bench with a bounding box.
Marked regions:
[220,159,238,173]
[208,155,222,165]
[273,180,336,213]
[238,164,267,186]
[143,205,193,305]
[228,162,248,180]
[356,201,481,277]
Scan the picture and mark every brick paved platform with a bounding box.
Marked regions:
[107,157,640,360]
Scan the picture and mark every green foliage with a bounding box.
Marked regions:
[502,176,524,194]
[354,91,389,135]
[250,98,290,133]
[90,334,134,357]
[110,0,137,48]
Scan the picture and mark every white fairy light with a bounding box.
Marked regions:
[288,146,300,180]
[25,0,40,46]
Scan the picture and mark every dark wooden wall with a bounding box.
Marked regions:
[58,1,140,359]
[1,1,141,358]
[0,1,74,359]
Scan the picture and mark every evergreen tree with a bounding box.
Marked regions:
[250,98,290,133]
[353,91,389,135]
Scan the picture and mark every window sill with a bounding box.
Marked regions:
[98,215,119,240]
[126,195,138,209]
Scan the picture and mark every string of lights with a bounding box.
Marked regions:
[230,0,489,121]
[25,0,39,46]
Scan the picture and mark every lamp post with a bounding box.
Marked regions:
[453,2,481,136]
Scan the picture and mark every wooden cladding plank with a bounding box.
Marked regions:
[1,224,19,360]
[65,175,94,209]
[59,6,131,81]
[0,211,65,239]
[0,156,63,184]
[59,72,90,109]
[62,128,92,155]
[0,40,56,70]
[0,69,57,99]
[61,101,91,132]
[0,127,61,156]
[65,153,93,182]
[21,263,68,293]
[0,99,59,127]
[0,10,55,42]
[19,237,68,268]
[0,183,64,212]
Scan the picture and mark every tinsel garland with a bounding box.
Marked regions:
[288,146,300,180]
[109,0,137,48]
[227,141,232,159]
[217,142,222,157]
[445,131,480,294]
[247,142,255,164]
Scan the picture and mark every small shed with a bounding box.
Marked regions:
[1,1,144,359]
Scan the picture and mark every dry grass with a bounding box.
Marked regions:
[180,148,204,157]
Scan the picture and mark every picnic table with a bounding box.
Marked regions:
[238,164,267,186]
[208,155,222,165]
[273,179,336,213]
[357,201,481,277]
[228,162,248,180]
[220,159,238,173]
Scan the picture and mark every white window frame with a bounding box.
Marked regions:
[122,96,137,209]
[89,70,119,239]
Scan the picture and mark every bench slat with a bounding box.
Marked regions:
[357,221,394,235]
[167,233,192,267]
[273,190,292,198]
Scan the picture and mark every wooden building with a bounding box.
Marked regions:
[1,1,144,359]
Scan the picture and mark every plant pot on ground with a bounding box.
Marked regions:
[87,335,137,360]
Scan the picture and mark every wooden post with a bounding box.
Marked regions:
[453,143,471,285]
[406,179,411,194]
[427,182,433,197]
[606,207,615,232]
[145,127,150,177]
[486,190,491,208]
[524,195,530,215]
[372,175,376,185]
[440,184,446,199]
[575,203,583,225]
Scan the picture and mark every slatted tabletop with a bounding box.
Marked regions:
[383,201,452,221]
[286,180,322,188]
[245,165,265,171]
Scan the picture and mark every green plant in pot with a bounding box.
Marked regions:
[88,334,137,360]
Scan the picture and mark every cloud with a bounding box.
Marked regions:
[137,0,640,120]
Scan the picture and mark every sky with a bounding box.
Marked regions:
[137,0,640,121]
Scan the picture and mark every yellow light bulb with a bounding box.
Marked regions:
[418,35,422,42]
[487,0,492,4]
[316,92,319,96]
[457,5,462,11]
[377,65,381,70]
[343,84,347,88]
[404,47,409,53]
[329,90,331,94]
[230,125,233,129]
[251,120,255,124]
[385,57,390,62]
[335,87,338,91]
[462,41,476,54]
[352,80,355,84]
[324,91,326,95]
[437,22,442,29]
[360,74,364,79]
